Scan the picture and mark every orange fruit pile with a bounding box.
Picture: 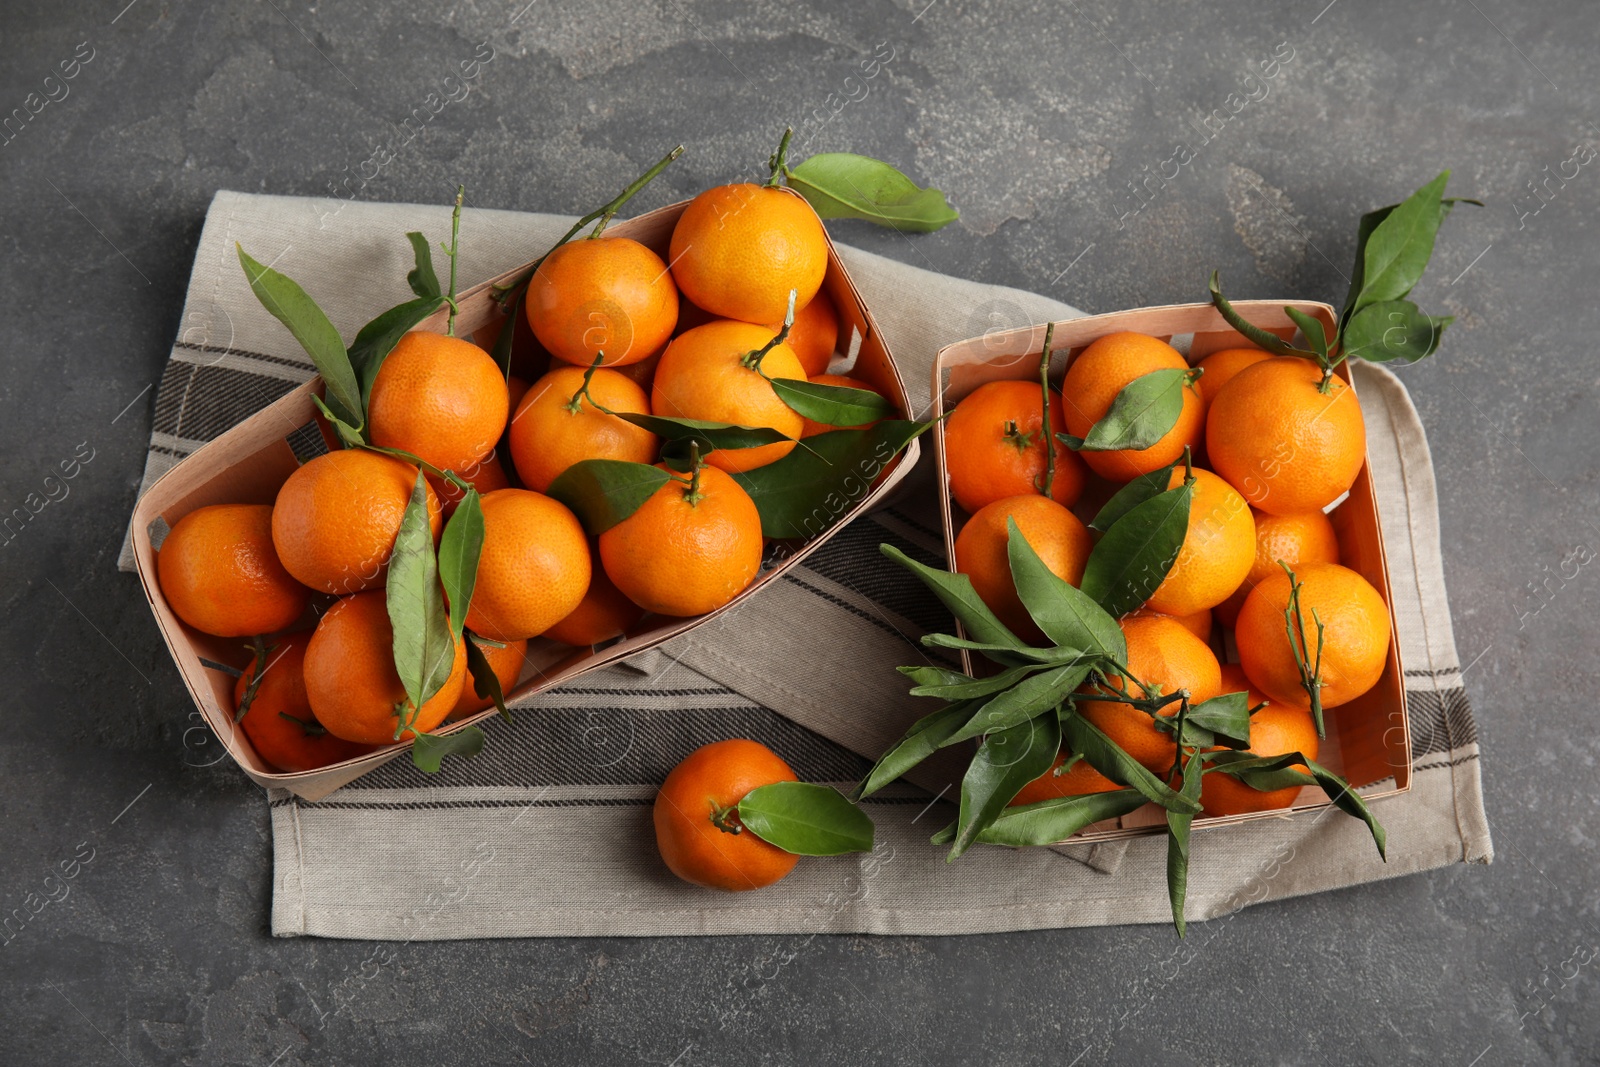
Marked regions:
[157,181,885,775]
[947,331,1389,821]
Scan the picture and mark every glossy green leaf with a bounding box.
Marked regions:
[463,634,512,724]
[1349,171,1450,319]
[883,544,1023,651]
[1343,300,1453,364]
[311,393,365,449]
[1207,271,1307,358]
[437,489,484,643]
[731,421,927,539]
[1306,759,1387,860]
[1059,367,1191,453]
[237,244,363,427]
[785,153,959,232]
[1006,518,1126,660]
[1339,195,1479,330]
[1089,462,1177,533]
[944,660,1094,746]
[1079,482,1194,619]
[1061,711,1200,814]
[738,781,874,856]
[1283,306,1330,364]
[951,788,1148,847]
[768,377,895,427]
[623,412,794,456]
[855,700,979,799]
[349,296,446,409]
[919,633,1062,666]
[410,726,486,772]
[1166,747,1205,937]
[387,471,457,719]
[949,712,1060,860]
[1203,750,1312,791]
[1185,691,1252,749]
[901,662,1047,700]
[546,459,671,535]
[405,231,443,299]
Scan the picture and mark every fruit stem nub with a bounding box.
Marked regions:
[767,127,795,187]
[709,798,743,835]
[1035,322,1057,500]
[682,441,706,506]
[743,290,798,372]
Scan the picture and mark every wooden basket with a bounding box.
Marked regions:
[931,300,1409,841]
[130,197,920,801]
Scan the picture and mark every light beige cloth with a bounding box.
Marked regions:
[123,192,1490,938]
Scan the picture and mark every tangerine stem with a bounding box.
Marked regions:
[709,798,743,834]
[1278,560,1327,737]
[743,290,798,371]
[492,144,685,307]
[445,185,464,336]
[234,635,277,723]
[766,127,794,187]
[683,441,706,506]
[1036,322,1057,500]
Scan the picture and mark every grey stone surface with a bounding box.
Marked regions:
[1,0,1595,1063]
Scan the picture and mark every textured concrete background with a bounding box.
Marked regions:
[1,0,1596,1063]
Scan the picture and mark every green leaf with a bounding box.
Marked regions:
[1079,482,1194,619]
[1006,518,1126,660]
[1089,462,1177,533]
[784,153,958,233]
[437,489,484,643]
[410,726,486,772]
[1058,368,1192,453]
[1166,748,1204,937]
[953,788,1148,847]
[1283,306,1330,363]
[1185,691,1252,749]
[546,459,671,535]
[1306,759,1387,860]
[311,393,365,449]
[901,662,1047,700]
[855,700,979,799]
[1207,271,1309,358]
[349,297,446,409]
[943,660,1095,746]
[1061,711,1200,814]
[237,244,364,427]
[1339,195,1480,331]
[737,781,874,856]
[730,421,928,539]
[768,377,894,427]
[949,712,1060,860]
[1343,300,1453,364]
[919,633,1066,666]
[622,413,793,457]
[386,470,457,718]
[883,544,1024,651]
[491,285,525,379]
[463,634,512,724]
[1348,171,1450,321]
[1204,750,1313,791]
[405,231,443,299]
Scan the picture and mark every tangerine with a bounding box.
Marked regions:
[507,365,658,492]
[654,738,800,891]
[272,450,441,595]
[1214,508,1341,627]
[1235,561,1390,711]
[525,236,679,367]
[234,633,371,772]
[367,331,510,474]
[448,636,528,719]
[464,489,592,641]
[668,184,827,325]
[1199,664,1319,816]
[1078,615,1222,773]
[944,379,1087,513]
[1060,332,1203,482]
[599,463,763,617]
[303,591,468,745]
[650,320,807,473]
[1144,467,1256,617]
[158,503,309,637]
[543,563,645,646]
[953,494,1092,643]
